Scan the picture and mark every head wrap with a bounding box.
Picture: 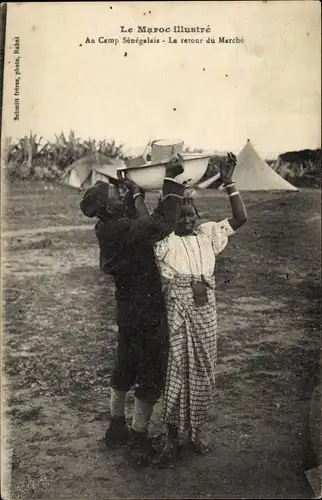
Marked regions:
[157,185,196,202]
[182,186,201,218]
[157,185,200,218]
[181,186,196,203]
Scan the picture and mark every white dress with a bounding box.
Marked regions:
[154,218,235,279]
[154,218,235,440]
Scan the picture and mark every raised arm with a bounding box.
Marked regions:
[97,155,185,249]
[220,152,247,231]
[118,176,185,246]
[124,154,185,217]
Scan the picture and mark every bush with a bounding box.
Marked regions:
[3,131,127,181]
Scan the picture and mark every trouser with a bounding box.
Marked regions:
[110,316,169,404]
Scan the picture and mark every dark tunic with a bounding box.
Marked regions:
[95,179,184,328]
[95,179,185,401]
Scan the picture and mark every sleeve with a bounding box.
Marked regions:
[133,195,150,216]
[200,218,235,256]
[154,233,172,261]
[119,178,185,246]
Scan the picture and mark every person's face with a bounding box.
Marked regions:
[175,205,198,235]
[102,184,127,219]
[105,183,140,219]
[107,184,122,206]
[123,190,137,218]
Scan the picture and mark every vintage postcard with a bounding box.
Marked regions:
[1,2,321,500]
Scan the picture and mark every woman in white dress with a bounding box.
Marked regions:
[153,153,248,461]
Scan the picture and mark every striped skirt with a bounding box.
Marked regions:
[161,274,217,442]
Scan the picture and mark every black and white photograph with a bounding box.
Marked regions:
[1,2,321,499]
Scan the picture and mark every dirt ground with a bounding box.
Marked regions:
[2,180,321,500]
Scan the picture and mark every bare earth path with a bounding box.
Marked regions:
[2,181,321,499]
[2,225,92,238]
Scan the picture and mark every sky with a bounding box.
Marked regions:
[2,1,321,159]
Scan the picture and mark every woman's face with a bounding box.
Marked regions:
[175,205,198,235]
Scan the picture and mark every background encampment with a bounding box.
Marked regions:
[2,131,321,189]
[198,145,321,190]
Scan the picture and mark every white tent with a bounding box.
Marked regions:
[198,140,298,191]
[234,140,298,191]
[61,153,126,189]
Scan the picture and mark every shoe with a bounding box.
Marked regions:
[151,426,182,468]
[125,428,152,468]
[188,437,211,455]
[104,416,129,449]
[187,428,211,455]
[152,438,182,468]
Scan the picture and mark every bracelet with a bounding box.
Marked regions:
[229,191,240,197]
[133,192,144,200]
[224,182,235,188]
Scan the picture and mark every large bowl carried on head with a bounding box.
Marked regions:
[119,139,212,190]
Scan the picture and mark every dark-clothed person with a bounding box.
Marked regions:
[80,156,185,466]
